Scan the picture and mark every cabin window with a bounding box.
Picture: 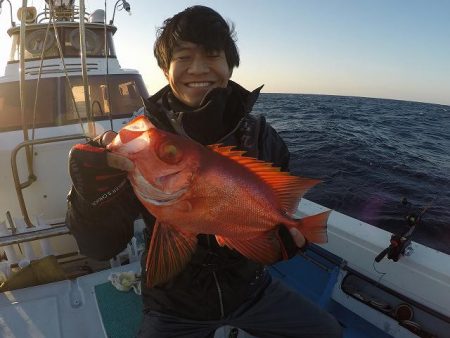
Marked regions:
[8,27,117,63]
[0,74,147,131]
[24,29,59,59]
[64,74,147,122]
[0,79,57,131]
[66,28,105,56]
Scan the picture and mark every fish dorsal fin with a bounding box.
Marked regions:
[145,221,197,287]
[209,144,321,214]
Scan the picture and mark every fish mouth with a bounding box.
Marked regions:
[132,169,187,206]
[136,186,186,205]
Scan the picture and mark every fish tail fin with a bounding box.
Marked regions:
[145,221,197,287]
[292,211,331,243]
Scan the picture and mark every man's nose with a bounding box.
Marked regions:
[188,55,209,74]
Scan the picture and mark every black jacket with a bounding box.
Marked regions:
[66,81,291,320]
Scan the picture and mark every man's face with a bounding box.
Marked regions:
[164,41,231,108]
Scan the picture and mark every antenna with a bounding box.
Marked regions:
[0,0,16,27]
[110,0,131,25]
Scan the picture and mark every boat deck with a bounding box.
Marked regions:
[0,246,429,337]
[270,248,391,338]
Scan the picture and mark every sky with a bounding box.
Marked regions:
[0,0,449,106]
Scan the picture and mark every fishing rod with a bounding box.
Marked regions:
[375,197,433,263]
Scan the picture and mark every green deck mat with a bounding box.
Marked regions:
[95,282,143,338]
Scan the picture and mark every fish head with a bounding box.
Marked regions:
[108,115,154,154]
[108,116,200,204]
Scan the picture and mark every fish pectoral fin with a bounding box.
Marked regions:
[145,221,197,287]
[215,233,280,265]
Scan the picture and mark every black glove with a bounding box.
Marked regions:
[68,133,127,207]
[277,225,308,260]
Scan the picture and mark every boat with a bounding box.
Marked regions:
[0,1,449,338]
[0,0,147,267]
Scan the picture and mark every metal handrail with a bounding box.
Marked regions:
[11,133,86,228]
[0,221,69,247]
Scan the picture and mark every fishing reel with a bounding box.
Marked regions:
[375,198,426,263]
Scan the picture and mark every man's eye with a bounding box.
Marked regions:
[207,52,220,58]
[175,55,190,61]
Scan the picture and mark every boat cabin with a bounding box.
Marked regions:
[0,8,148,132]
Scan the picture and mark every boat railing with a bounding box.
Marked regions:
[31,1,90,24]
[8,134,86,239]
[0,221,69,247]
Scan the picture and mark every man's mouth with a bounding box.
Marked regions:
[186,82,213,88]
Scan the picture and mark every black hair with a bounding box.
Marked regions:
[154,6,240,72]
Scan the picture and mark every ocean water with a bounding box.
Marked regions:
[254,93,450,255]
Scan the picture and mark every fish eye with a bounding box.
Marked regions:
[157,141,183,164]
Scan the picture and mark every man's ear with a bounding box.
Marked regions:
[163,70,169,79]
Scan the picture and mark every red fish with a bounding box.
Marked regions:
[108,116,330,287]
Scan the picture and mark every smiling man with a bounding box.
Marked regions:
[146,6,246,146]
[67,5,342,338]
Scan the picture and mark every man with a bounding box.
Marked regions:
[67,6,342,338]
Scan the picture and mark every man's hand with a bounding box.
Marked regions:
[106,152,134,171]
[277,225,308,260]
[289,228,306,247]
[69,131,133,207]
[98,131,134,171]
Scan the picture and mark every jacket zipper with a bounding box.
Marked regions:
[207,235,225,318]
[213,271,225,318]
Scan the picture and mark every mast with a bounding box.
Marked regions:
[18,0,36,192]
[78,0,96,138]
